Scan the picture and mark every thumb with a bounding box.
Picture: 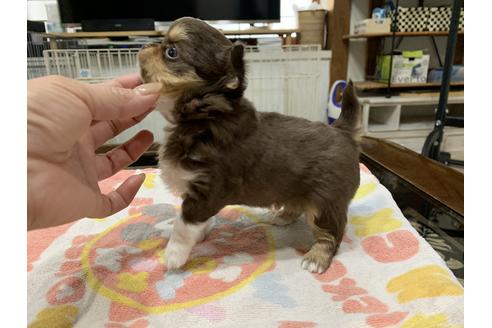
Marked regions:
[86,82,162,121]
[90,173,146,219]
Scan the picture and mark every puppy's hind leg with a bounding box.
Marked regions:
[301,204,347,274]
[165,197,221,270]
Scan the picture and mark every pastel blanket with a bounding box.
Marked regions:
[27,165,463,328]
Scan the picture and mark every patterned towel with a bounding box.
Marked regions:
[27,165,463,328]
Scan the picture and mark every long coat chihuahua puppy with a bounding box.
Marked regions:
[139,17,360,273]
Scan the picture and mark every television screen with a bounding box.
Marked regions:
[58,0,281,24]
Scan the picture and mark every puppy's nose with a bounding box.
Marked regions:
[142,42,159,49]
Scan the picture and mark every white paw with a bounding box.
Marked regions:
[165,239,191,270]
[301,258,327,273]
[209,264,242,282]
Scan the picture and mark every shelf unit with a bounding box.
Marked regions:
[343,31,464,39]
[344,0,464,167]
[349,34,464,94]
[359,91,464,159]
[355,81,463,91]
[345,1,464,95]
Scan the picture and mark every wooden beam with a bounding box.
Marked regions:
[329,0,351,87]
[361,136,463,217]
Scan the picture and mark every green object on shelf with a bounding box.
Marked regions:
[375,50,430,84]
[376,55,391,82]
[401,50,424,58]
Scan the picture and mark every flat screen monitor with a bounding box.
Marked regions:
[58,0,281,24]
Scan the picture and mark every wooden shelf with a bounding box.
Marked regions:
[40,31,164,38]
[343,31,464,40]
[355,81,464,91]
[358,91,464,106]
[40,28,300,39]
[222,28,300,35]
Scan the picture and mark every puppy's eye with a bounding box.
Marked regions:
[165,46,178,59]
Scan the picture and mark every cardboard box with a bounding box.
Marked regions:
[354,18,391,34]
[375,50,430,84]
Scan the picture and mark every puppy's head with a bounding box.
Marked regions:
[139,17,246,99]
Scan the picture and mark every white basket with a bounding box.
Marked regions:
[43,45,331,144]
[43,48,141,83]
[28,57,48,80]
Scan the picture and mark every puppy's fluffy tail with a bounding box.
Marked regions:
[332,81,361,138]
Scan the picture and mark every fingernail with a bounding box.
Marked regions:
[134,82,162,95]
[134,173,146,184]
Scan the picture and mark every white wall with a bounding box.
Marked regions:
[27,0,59,21]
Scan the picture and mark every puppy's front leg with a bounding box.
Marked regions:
[165,215,210,270]
[165,197,220,270]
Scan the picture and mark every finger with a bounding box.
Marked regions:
[103,74,143,89]
[93,174,146,218]
[91,107,154,148]
[36,76,158,149]
[85,82,162,121]
[96,130,154,180]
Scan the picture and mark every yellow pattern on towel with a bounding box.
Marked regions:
[387,265,464,304]
[400,313,463,328]
[353,182,377,201]
[117,272,149,293]
[143,172,157,189]
[29,305,79,328]
[350,208,402,237]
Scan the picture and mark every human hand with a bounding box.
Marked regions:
[27,75,161,230]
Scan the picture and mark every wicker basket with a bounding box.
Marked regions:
[390,7,430,32]
[428,7,464,32]
[297,9,327,47]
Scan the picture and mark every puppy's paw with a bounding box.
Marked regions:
[301,246,333,274]
[165,239,192,270]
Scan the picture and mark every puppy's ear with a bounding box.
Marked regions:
[225,42,245,90]
[230,42,245,74]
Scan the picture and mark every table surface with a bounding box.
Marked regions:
[360,136,464,217]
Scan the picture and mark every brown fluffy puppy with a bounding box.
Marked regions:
[138,17,360,273]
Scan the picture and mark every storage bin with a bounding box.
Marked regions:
[297,9,327,47]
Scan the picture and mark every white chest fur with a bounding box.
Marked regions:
[159,158,200,197]
[155,95,177,124]
[157,95,202,197]
[156,95,198,197]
